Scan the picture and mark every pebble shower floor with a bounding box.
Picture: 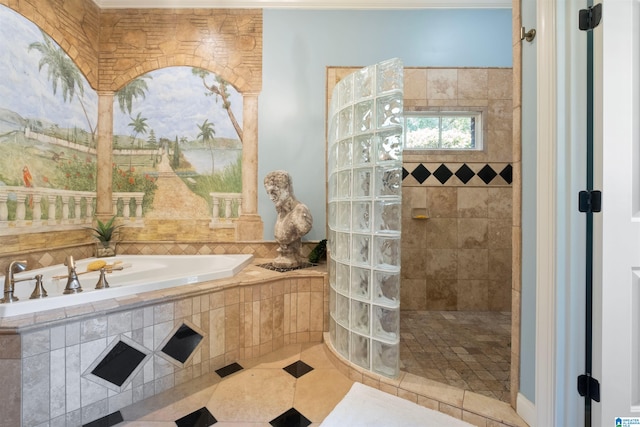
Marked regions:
[399,311,511,403]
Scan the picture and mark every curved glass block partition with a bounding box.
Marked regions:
[327,58,403,378]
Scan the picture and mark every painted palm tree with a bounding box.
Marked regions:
[128,112,149,149]
[192,68,243,143]
[28,30,96,145]
[116,75,152,115]
[197,119,216,174]
[127,112,149,169]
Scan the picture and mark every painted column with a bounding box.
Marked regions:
[96,92,114,220]
[237,92,263,241]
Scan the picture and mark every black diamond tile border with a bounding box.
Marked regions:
[270,408,311,427]
[91,340,147,387]
[82,411,124,427]
[500,164,513,184]
[433,164,453,184]
[283,360,314,378]
[175,407,217,427]
[477,164,498,184]
[161,323,203,364]
[215,362,243,378]
[410,164,431,184]
[401,162,514,186]
[455,164,475,184]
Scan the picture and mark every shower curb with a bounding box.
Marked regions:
[322,332,529,427]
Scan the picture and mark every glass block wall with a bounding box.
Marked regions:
[327,58,404,378]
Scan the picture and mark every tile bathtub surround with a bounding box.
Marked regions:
[0,261,328,426]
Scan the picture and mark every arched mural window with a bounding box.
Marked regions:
[112,66,243,222]
[0,5,98,233]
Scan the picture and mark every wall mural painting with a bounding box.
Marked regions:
[0,5,243,229]
[0,5,98,229]
[112,66,243,220]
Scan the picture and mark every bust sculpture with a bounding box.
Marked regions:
[264,170,313,268]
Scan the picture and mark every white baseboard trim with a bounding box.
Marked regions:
[517,392,536,427]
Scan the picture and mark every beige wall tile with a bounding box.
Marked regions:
[458,69,488,100]
[399,279,426,310]
[488,69,513,100]
[427,69,458,100]
[457,249,489,280]
[404,68,427,100]
[425,279,457,310]
[488,219,512,249]
[426,187,458,218]
[487,129,513,162]
[488,188,513,219]
[426,249,458,280]
[457,280,489,310]
[458,218,489,249]
[487,100,513,132]
[426,218,458,249]
[458,187,488,218]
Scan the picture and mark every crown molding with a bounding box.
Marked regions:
[92,0,511,9]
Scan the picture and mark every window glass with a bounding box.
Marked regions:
[405,112,482,150]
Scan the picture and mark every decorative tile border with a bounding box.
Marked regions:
[403,163,513,187]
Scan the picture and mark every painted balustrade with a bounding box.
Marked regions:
[0,186,143,233]
[209,192,242,227]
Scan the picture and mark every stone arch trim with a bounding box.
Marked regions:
[98,9,262,95]
[110,58,247,95]
[0,1,101,90]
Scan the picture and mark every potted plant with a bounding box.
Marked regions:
[88,216,122,257]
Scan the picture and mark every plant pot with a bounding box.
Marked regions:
[96,241,116,258]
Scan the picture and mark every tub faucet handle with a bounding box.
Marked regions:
[63,257,83,294]
[29,275,47,299]
[95,268,109,290]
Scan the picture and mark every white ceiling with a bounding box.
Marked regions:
[92,0,510,9]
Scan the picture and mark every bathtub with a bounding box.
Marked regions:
[0,254,253,318]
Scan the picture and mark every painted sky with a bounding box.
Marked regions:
[112,67,243,142]
[0,5,242,142]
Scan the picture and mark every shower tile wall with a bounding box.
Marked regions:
[402,68,513,312]
[327,67,513,312]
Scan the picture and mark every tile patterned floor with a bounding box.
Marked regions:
[118,343,354,426]
[114,312,512,426]
[399,310,512,403]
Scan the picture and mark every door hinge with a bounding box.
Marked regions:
[579,190,602,213]
[579,3,602,31]
[578,374,601,402]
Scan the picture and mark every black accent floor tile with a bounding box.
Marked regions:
[477,164,498,184]
[162,323,203,363]
[82,411,124,427]
[433,164,453,184]
[215,362,243,378]
[410,164,430,184]
[283,360,314,378]
[175,407,217,427]
[269,408,311,427]
[91,341,147,387]
[455,163,475,184]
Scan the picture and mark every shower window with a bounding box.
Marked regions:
[404,111,482,150]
